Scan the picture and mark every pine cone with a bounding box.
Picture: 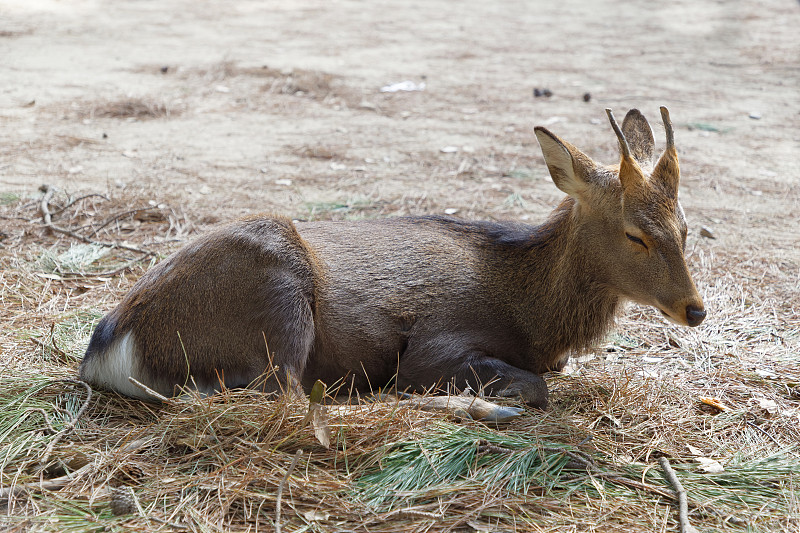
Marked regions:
[109,486,136,516]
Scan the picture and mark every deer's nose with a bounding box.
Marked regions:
[686,305,706,327]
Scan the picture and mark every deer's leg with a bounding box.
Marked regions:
[245,271,316,396]
[396,338,548,409]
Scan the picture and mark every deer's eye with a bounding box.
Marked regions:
[626,233,648,249]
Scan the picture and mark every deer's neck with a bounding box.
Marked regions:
[514,198,620,371]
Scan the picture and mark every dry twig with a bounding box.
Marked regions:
[659,457,695,533]
[128,376,170,402]
[23,407,58,434]
[29,336,69,361]
[275,449,304,533]
[87,206,161,238]
[39,380,92,469]
[38,184,155,257]
[1,437,152,499]
[51,193,108,217]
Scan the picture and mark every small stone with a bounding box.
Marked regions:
[583,92,591,102]
[444,208,458,215]
[214,85,230,93]
[160,66,169,74]
[440,146,458,153]
[749,112,762,120]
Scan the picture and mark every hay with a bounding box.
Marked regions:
[1,189,799,532]
[1,373,797,532]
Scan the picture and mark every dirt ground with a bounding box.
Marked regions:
[2,0,798,348]
[1,0,799,530]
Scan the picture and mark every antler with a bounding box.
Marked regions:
[654,106,680,196]
[605,108,631,159]
[659,106,674,151]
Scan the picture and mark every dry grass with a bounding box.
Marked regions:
[77,98,182,120]
[169,60,365,108]
[1,189,799,532]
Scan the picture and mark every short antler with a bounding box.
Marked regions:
[654,106,680,195]
[659,106,674,151]
[605,108,631,159]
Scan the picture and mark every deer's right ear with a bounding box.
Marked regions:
[534,127,593,200]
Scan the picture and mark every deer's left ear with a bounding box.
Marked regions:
[534,126,598,202]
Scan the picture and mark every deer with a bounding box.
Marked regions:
[79,107,706,418]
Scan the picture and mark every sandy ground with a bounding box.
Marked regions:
[1,0,798,350]
[0,1,798,366]
[1,1,797,236]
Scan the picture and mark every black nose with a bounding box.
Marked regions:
[686,305,706,327]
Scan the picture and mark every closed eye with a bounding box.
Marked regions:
[626,233,648,249]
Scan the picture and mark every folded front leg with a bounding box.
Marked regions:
[396,338,548,409]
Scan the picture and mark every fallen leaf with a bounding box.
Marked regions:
[304,380,331,448]
[700,226,716,239]
[696,456,724,473]
[686,444,703,456]
[467,520,497,532]
[757,398,779,414]
[699,396,729,412]
[303,510,330,521]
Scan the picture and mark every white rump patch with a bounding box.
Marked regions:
[81,331,153,400]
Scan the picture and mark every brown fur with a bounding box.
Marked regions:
[79,108,705,408]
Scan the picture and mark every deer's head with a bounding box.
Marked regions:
[535,108,706,327]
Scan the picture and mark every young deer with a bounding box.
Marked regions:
[80,107,705,410]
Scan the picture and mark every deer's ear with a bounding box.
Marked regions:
[621,109,655,169]
[534,126,596,200]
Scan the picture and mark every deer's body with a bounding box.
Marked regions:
[80,108,706,409]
